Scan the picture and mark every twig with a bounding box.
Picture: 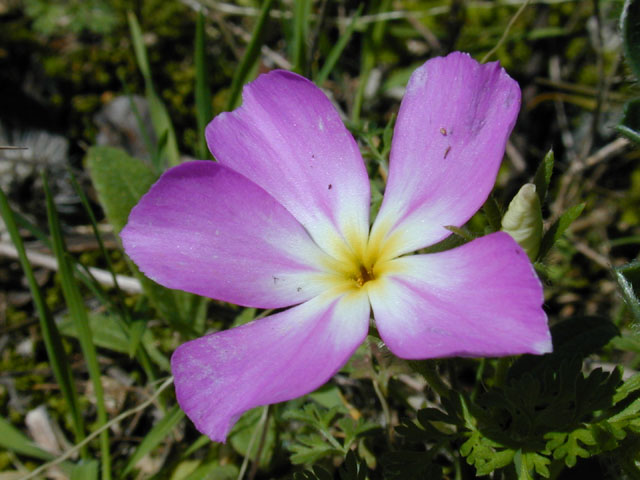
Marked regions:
[0,242,142,293]
[481,0,532,63]
[237,406,269,480]
[19,377,175,480]
[248,406,271,480]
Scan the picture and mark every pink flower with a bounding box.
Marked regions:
[121,52,552,442]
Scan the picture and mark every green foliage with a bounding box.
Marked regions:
[24,0,118,35]
[533,149,555,205]
[538,203,586,260]
[123,405,185,474]
[295,451,369,480]
[284,403,380,465]
[385,315,640,479]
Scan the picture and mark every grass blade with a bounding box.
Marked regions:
[352,0,392,124]
[533,149,554,204]
[71,460,99,480]
[195,11,213,159]
[127,11,180,168]
[122,405,185,475]
[0,188,86,453]
[43,174,112,480]
[227,0,275,111]
[314,5,362,86]
[292,0,311,75]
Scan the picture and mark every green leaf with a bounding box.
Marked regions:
[621,0,640,79]
[533,149,554,204]
[227,0,274,110]
[183,463,238,480]
[195,11,213,159]
[538,202,585,259]
[86,146,157,233]
[43,174,111,479]
[617,98,640,144]
[615,260,640,322]
[314,6,363,86]
[0,416,56,461]
[547,429,594,467]
[58,313,170,371]
[123,405,185,475]
[70,460,99,480]
[482,194,503,233]
[0,189,86,449]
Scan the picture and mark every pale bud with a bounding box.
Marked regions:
[501,183,543,261]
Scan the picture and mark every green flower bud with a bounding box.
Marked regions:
[501,183,543,261]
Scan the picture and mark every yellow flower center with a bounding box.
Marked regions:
[318,219,404,296]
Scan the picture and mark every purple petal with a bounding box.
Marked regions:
[372,52,521,256]
[171,291,371,442]
[121,161,335,308]
[206,70,370,259]
[368,232,551,358]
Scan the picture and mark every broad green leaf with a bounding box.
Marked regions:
[85,146,157,233]
[195,11,213,159]
[0,189,85,449]
[615,260,640,322]
[533,149,554,203]
[538,202,585,259]
[123,405,185,475]
[621,0,640,79]
[43,174,112,480]
[227,0,275,110]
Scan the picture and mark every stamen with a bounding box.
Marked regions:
[355,264,374,287]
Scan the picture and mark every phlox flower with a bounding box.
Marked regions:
[121,52,552,442]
